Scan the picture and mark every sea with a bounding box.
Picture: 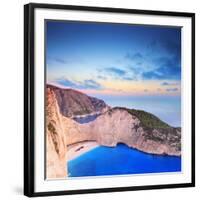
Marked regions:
[68,144,181,177]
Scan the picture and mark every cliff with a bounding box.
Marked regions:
[46,87,67,178]
[46,85,181,179]
[47,84,109,117]
[64,108,181,156]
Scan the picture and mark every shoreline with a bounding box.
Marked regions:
[66,141,99,161]
[66,141,181,162]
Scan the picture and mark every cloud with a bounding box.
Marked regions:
[125,44,181,81]
[142,56,181,80]
[100,48,181,82]
[161,40,181,62]
[97,75,107,80]
[53,58,68,64]
[144,34,181,81]
[156,57,180,79]
[129,66,140,73]
[161,82,170,86]
[104,67,126,76]
[122,76,136,81]
[56,79,77,88]
[83,79,102,89]
[148,40,157,52]
[126,35,181,81]
[144,89,148,92]
[161,82,178,86]
[101,67,137,81]
[136,62,142,66]
[125,52,143,61]
[148,37,181,62]
[166,88,178,92]
[47,56,68,64]
[47,55,86,66]
[142,71,164,80]
[56,78,103,90]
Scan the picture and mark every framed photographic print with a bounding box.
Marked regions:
[24,3,195,197]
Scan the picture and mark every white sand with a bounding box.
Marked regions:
[66,141,99,161]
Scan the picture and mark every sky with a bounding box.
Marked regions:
[46,20,181,96]
[46,20,181,126]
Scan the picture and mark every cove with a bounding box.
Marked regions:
[73,114,99,124]
[67,143,181,177]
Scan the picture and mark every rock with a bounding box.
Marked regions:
[47,84,109,117]
[46,87,67,178]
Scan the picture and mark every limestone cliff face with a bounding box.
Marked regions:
[64,108,181,156]
[46,85,181,179]
[46,87,67,178]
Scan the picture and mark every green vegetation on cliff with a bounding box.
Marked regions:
[113,107,170,129]
[47,122,59,154]
[127,109,170,129]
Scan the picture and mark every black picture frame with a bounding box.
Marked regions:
[24,3,195,197]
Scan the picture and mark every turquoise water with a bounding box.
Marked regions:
[68,144,181,177]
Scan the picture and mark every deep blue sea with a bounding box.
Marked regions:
[68,144,181,177]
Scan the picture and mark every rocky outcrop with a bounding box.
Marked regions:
[46,85,181,179]
[47,84,109,117]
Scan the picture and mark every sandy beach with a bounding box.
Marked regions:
[66,141,99,161]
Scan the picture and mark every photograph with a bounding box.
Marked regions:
[45,20,182,179]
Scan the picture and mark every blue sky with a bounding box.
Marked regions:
[46,20,182,126]
[46,20,181,97]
